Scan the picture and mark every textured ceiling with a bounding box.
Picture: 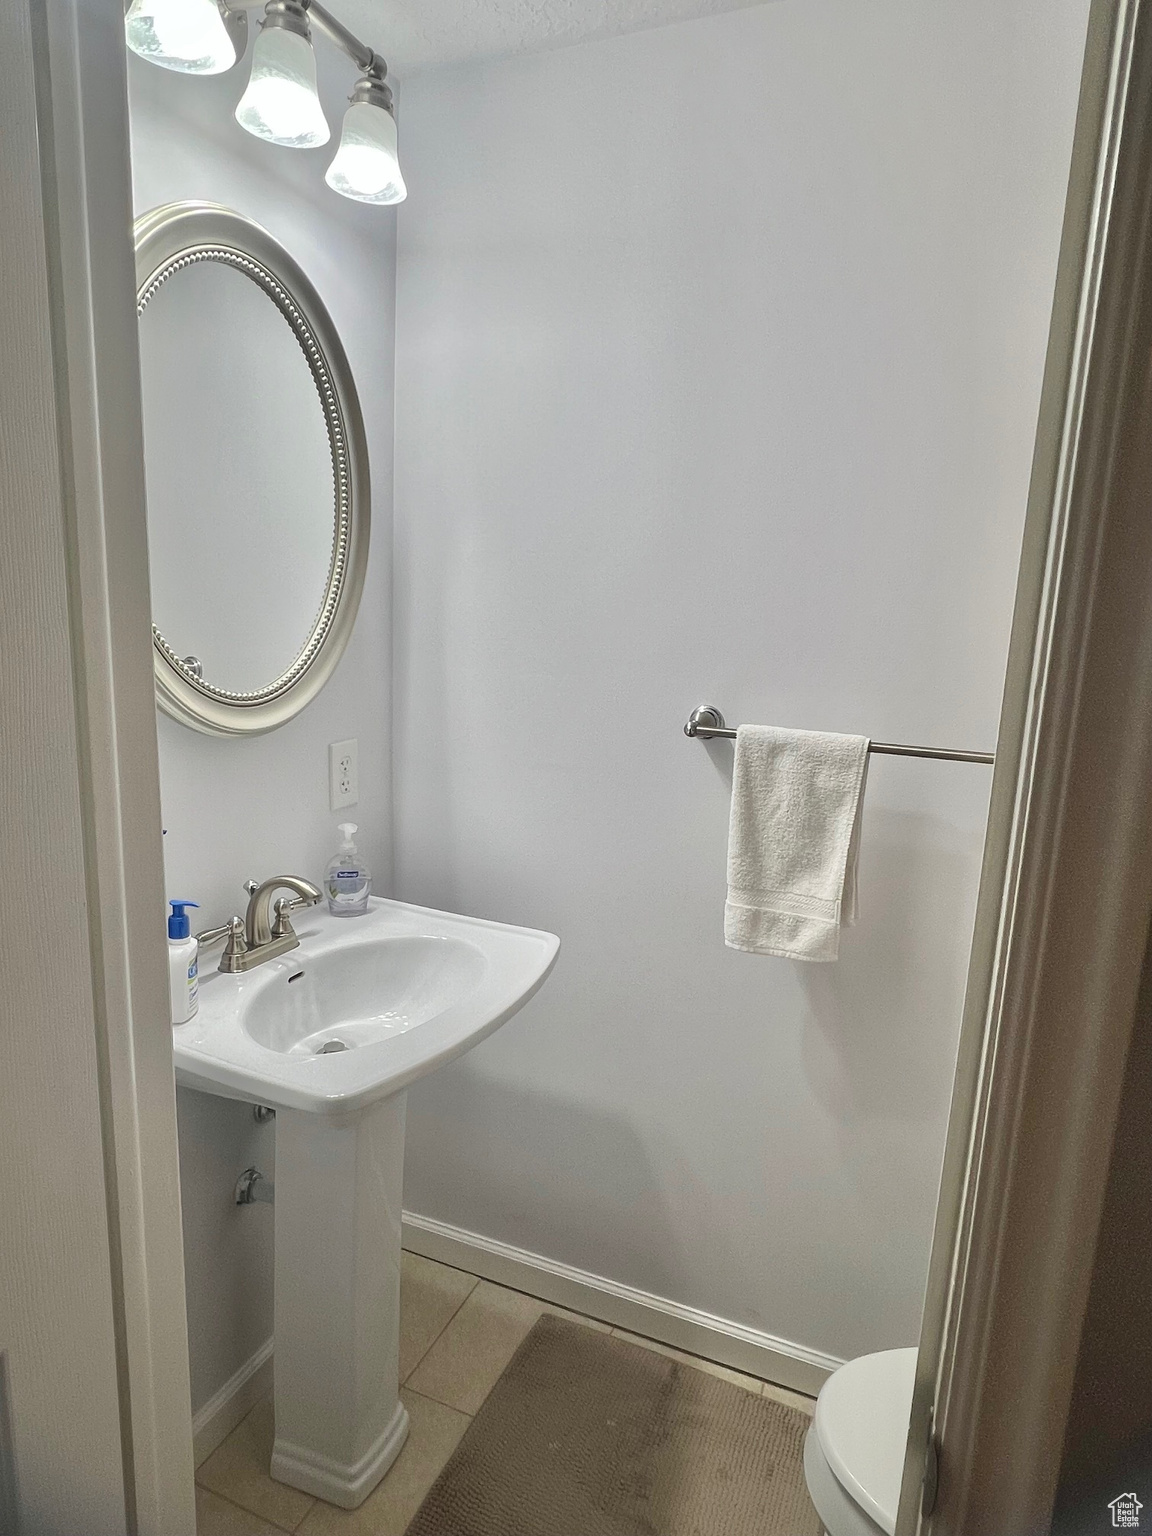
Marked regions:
[333,0,771,76]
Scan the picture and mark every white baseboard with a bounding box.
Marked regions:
[192,1337,274,1468]
[401,1211,841,1398]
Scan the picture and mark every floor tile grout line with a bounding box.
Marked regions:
[203,1484,301,1534]
[290,1491,318,1533]
[448,1270,630,1337]
[400,1271,481,1387]
[194,1396,317,1532]
[404,1374,488,1419]
[402,1383,474,1420]
[400,1248,481,1285]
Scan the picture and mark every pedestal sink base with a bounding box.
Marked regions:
[271,1095,410,1509]
[271,1399,410,1509]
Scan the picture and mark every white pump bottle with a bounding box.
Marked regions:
[167,899,199,1024]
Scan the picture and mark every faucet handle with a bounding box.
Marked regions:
[271,897,297,941]
[196,919,239,949]
[219,916,249,975]
[271,889,321,939]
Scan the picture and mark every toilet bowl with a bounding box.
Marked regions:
[803,1347,917,1536]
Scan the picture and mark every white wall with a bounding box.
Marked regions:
[127,54,397,1414]
[393,0,1089,1365]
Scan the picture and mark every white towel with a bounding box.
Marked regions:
[725,725,870,962]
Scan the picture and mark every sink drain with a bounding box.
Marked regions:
[317,1038,348,1054]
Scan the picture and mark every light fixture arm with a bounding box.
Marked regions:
[301,0,387,80]
[223,0,389,79]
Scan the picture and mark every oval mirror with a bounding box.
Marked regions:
[134,202,369,735]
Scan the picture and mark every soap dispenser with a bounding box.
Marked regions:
[168,900,199,1025]
[326,823,371,916]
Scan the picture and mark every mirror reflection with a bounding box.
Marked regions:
[139,256,337,697]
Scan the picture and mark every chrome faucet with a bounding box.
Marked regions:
[197,874,322,974]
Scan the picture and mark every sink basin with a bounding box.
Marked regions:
[244,936,488,1056]
[170,894,558,1509]
[173,896,558,1117]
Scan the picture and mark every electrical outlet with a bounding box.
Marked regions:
[329,739,358,810]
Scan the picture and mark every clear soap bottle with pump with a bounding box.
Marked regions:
[326,823,371,916]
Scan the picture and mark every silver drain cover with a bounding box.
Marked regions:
[317,1039,349,1054]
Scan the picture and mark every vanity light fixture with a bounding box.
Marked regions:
[125,0,247,74]
[125,0,405,205]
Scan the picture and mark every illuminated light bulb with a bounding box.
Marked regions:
[125,0,244,75]
[235,2,330,148]
[325,77,406,205]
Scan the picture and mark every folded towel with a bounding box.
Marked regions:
[725,725,870,962]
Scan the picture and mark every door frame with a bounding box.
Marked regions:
[4,1,197,1531]
[898,0,1152,1529]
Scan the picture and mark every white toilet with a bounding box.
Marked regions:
[803,1347,918,1536]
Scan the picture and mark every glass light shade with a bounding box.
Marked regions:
[325,101,407,205]
[125,0,238,74]
[235,26,330,148]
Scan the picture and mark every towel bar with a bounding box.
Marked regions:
[683,706,995,765]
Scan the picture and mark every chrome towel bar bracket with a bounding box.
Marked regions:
[684,706,994,765]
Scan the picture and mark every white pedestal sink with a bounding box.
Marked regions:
[172,897,558,1508]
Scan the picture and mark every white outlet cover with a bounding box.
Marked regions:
[329,738,359,811]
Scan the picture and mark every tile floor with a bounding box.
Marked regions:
[195,1252,816,1535]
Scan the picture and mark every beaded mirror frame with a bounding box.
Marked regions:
[134,202,370,735]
